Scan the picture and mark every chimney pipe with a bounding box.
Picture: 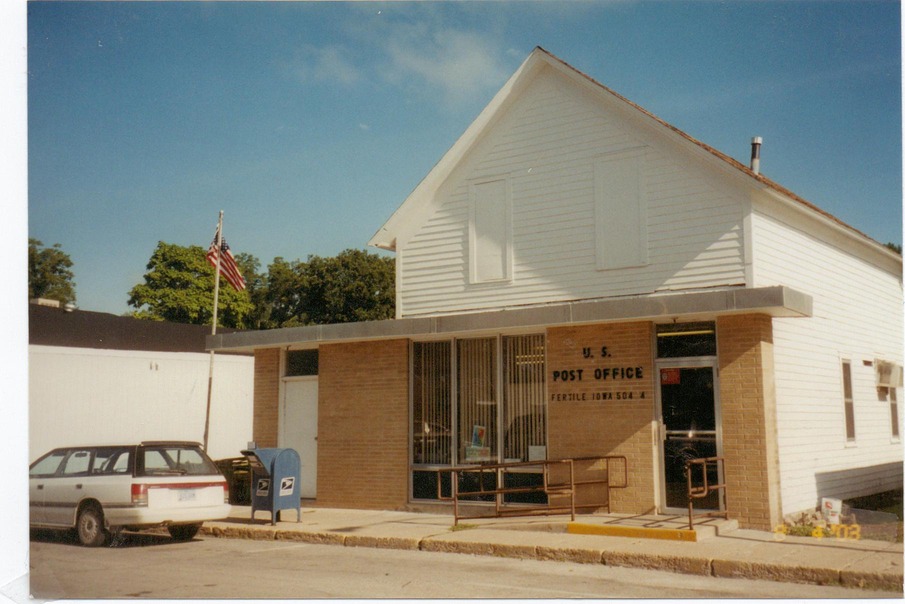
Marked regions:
[750,136,762,175]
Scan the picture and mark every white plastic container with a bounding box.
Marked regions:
[822,497,843,524]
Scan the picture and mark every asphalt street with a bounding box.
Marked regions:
[28,529,894,599]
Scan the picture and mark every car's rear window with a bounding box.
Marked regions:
[137,445,219,476]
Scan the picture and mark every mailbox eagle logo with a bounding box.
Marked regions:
[280,477,295,496]
[256,478,270,496]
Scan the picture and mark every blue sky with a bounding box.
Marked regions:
[25,0,902,316]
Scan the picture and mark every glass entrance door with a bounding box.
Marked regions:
[658,364,721,510]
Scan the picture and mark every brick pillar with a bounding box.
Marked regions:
[316,339,410,510]
[717,314,782,531]
[253,348,280,448]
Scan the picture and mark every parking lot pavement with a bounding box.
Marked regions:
[202,506,904,592]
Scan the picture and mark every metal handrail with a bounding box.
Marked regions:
[685,456,729,529]
[437,455,627,525]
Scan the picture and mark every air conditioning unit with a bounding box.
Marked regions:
[875,361,903,388]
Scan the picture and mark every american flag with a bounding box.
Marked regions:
[206,226,246,291]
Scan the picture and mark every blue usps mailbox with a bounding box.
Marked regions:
[241,448,302,525]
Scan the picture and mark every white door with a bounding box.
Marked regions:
[280,379,318,499]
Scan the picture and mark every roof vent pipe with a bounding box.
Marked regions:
[750,136,762,175]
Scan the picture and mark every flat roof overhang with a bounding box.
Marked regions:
[207,286,812,352]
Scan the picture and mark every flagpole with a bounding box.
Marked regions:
[203,210,224,452]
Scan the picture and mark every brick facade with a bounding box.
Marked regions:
[717,314,782,531]
[316,339,410,510]
[546,322,656,514]
[252,348,280,448]
[250,316,781,528]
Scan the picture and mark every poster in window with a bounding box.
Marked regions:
[471,425,486,447]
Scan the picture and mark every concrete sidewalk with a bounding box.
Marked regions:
[202,505,904,592]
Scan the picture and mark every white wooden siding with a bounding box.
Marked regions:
[397,66,747,317]
[750,206,903,514]
[29,346,254,462]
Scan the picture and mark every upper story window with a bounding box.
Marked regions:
[286,349,319,377]
[470,177,512,283]
[595,147,648,270]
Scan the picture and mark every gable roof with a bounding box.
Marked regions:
[29,302,249,355]
[368,46,897,264]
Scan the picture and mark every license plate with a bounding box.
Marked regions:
[178,489,197,502]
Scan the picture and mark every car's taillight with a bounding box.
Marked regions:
[220,480,229,504]
[131,483,148,506]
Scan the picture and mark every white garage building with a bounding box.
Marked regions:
[29,300,254,462]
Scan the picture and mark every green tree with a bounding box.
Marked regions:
[259,256,307,329]
[234,252,269,329]
[127,241,255,328]
[300,249,395,325]
[885,242,902,255]
[251,249,395,329]
[28,238,76,304]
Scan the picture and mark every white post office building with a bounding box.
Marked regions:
[211,48,902,530]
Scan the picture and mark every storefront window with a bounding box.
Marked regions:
[412,341,451,466]
[458,338,497,463]
[411,334,547,503]
[656,322,716,358]
[502,334,546,463]
[412,341,453,500]
[502,334,547,504]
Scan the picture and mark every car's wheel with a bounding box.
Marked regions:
[76,504,108,547]
[167,523,201,542]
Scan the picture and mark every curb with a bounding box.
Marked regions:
[201,524,904,592]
